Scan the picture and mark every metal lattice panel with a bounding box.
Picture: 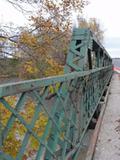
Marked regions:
[0,28,113,160]
[0,66,112,160]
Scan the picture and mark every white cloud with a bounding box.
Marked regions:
[106,48,120,58]
[0,0,27,26]
[0,0,120,57]
[83,0,120,57]
[83,0,120,37]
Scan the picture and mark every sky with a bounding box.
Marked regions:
[83,0,120,58]
[0,0,27,26]
[0,0,120,58]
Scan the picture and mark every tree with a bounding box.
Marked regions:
[79,18,104,42]
[6,0,88,79]
[2,0,104,79]
[0,1,105,159]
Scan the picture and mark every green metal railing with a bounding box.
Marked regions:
[0,29,113,160]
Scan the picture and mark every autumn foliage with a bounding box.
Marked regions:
[0,0,105,158]
[0,1,87,157]
[0,96,48,158]
[13,0,88,79]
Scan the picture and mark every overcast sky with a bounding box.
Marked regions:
[0,0,120,58]
[83,0,120,58]
[0,0,27,26]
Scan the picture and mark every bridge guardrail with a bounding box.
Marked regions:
[0,65,112,160]
[0,28,113,160]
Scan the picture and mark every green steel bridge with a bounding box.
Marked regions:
[0,28,113,160]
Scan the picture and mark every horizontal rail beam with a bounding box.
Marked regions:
[0,66,112,98]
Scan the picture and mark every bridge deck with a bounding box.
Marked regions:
[93,74,120,160]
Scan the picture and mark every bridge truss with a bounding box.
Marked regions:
[0,29,113,160]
